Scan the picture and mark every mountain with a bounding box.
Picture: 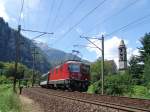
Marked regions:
[0,17,89,73]
[35,42,81,67]
[0,17,51,73]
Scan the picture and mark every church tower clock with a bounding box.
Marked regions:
[118,40,127,70]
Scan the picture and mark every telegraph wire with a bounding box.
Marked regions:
[35,0,42,28]
[85,0,139,34]
[14,0,25,92]
[55,0,85,30]
[25,0,30,37]
[121,16,150,32]
[18,0,24,26]
[65,0,139,49]
[73,14,150,57]
[13,0,54,89]
[53,0,107,45]
[52,0,64,30]
[106,13,150,37]
[21,29,53,34]
[62,0,107,37]
[45,0,55,31]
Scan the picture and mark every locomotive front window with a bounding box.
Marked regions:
[81,65,90,74]
[69,64,80,72]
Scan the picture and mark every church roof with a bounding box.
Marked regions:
[119,40,125,46]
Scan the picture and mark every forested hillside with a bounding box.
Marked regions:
[0,17,84,72]
[0,17,51,73]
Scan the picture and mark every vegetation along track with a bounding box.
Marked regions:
[23,87,150,112]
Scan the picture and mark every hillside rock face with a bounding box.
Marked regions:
[0,18,51,73]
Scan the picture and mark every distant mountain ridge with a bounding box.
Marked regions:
[35,42,81,67]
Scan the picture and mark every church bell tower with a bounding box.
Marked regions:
[118,40,127,70]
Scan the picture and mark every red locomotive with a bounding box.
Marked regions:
[40,60,90,91]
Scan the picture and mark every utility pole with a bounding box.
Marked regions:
[18,29,53,87]
[31,46,39,87]
[101,35,104,95]
[13,25,21,92]
[80,35,104,95]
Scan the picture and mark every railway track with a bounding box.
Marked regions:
[23,87,150,112]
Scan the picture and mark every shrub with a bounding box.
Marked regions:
[104,72,132,96]
[87,81,101,94]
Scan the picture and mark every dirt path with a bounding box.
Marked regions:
[20,95,44,112]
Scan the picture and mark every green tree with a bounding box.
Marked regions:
[4,62,15,78]
[90,60,101,82]
[129,56,144,85]
[3,62,32,80]
[0,61,4,68]
[139,33,150,62]
[129,33,150,85]
[143,56,150,85]
[90,59,117,83]
[0,75,7,84]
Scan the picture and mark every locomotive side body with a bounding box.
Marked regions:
[40,60,90,91]
[48,63,70,87]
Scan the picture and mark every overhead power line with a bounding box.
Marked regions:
[35,0,42,28]
[21,29,54,40]
[106,13,150,37]
[55,0,85,30]
[18,0,24,25]
[14,0,25,92]
[21,29,54,34]
[45,0,55,31]
[32,33,47,40]
[52,0,64,29]
[62,0,107,37]
[74,44,99,48]
[54,0,107,44]
[64,0,139,49]
[86,0,139,34]
[121,17,150,32]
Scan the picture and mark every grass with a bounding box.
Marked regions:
[0,84,22,112]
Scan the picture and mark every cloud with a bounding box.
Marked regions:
[0,0,41,22]
[20,13,24,19]
[127,48,140,59]
[86,35,139,68]
[0,1,9,21]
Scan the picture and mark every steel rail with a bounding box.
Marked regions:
[28,88,150,112]
[30,87,150,102]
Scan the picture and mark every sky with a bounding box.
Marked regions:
[0,0,150,67]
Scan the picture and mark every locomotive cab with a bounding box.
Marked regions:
[68,63,81,79]
[68,62,90,91]
[68,63,90,80]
